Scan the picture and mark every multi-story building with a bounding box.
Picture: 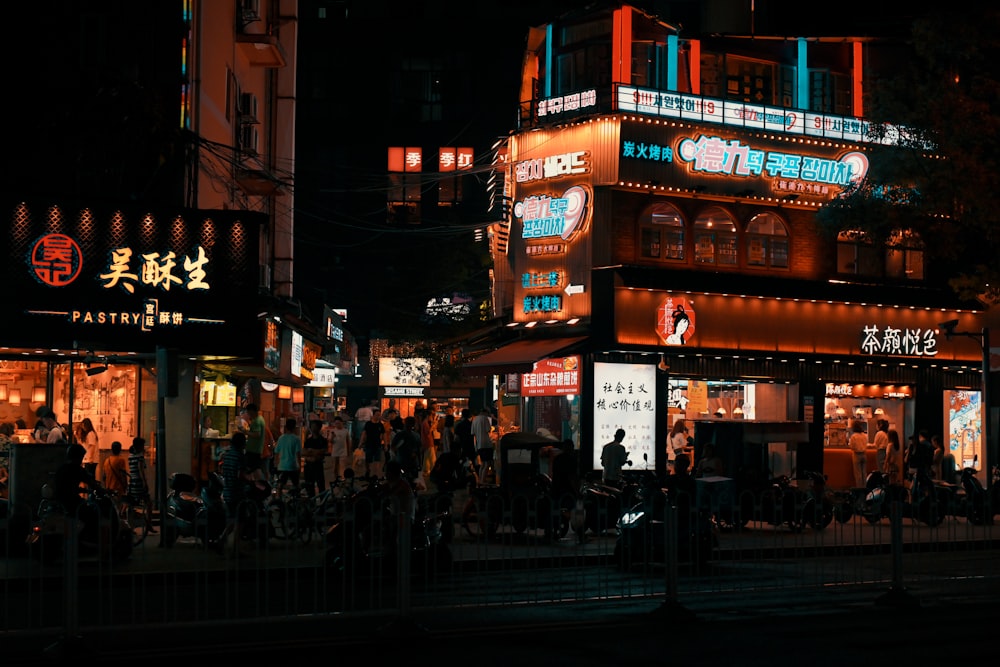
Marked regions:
[469,2,991,487]
[1,1,342,514]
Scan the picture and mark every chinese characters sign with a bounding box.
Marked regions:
[860,325,938,357]
[522,355,580,397]
[591,362,656,471]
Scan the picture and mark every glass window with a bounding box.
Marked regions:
[746,212,789,269]
[885,229,924,280]
[693,206,737,265]
[639,203,685,262]
[837,230,879,277]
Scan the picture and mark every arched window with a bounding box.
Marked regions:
[639,202,685,261]
[693,206,737,265]
[745,212,789,269]
[837,230,879,276]
[885,229,924,280]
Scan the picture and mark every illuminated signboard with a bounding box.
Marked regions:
[301,338,321,381]
[591,362,656,471]
[657,296,697,346]
[378,357,431,387]
[5,200,263,355]
[522,355,580,397]
[860,325,938,357]
[616,85,897,145]
[676,134,868,191]
[264,319,280,373]
[946,389,982,469]
[536,89,598,119]
[291,330,303,378]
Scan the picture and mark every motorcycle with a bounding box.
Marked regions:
[614,484,717,573]
[27,484,133,565]
[325,477,452,578]
[959,461,994,525]
[574,463,656,540]
[163,472,227,549]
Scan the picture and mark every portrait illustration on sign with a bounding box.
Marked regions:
[657,296,696,346]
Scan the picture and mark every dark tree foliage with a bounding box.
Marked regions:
[816,8,1000,303]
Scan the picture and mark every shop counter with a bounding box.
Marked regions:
[823,447,878,490]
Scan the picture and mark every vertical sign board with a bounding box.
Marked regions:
[592,362,656,471]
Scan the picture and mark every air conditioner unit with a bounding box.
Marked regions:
[241,0,261,22]
[239,125,259,156]
[239,92,258,124]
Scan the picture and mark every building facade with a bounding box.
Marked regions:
[471,2,991,486]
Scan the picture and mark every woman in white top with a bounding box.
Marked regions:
[77,417,100,478]
[667,419,689,468]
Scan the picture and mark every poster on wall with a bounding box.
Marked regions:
[592,361,656,471]
[945,389,982,469]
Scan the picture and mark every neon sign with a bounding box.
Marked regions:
[522,271,561,289]
[537,89,597,118]
[860,325,938,357]
[515,151,590,182]
[522,294,562,314]
[676,135,868,188]
[622,141,674,163]
[515,185,590,241]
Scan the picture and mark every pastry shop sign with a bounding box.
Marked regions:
[859,325,938,357]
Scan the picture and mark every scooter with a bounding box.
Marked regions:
[163,472,227,549]
[27,485,133,565]
[614,484,717,573]
[959,460,994,525]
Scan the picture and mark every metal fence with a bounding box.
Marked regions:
[3,480,1000,637]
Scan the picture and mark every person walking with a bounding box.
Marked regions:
[128,437,156,534]
[219,432,251,557]
[883,429,905,501]
[418,408,437,477]
[358,408,386,480]
[243,403,266,478]
[472,408,494,482]
[302,419,329,497]
[667,420,689,470]
[76,417,100,479]
[440,413,456,455]
[273,418,302,490]
[848,420,868,488]
[873,419,889,478]
[102,440,129,496]
[327,415,352,482]
[454,408,475,464]
[601,428,630,488]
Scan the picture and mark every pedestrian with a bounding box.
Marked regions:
[883,429,905,500]
[358,407,386,480]
[353,398,375,443]
[391,416,422,484]
[601,428,630,488]
[219,431,251,556]
[417,408,437,476]
[102,440,129,496]
[0,422,12,498]
[472,408,494,482]
[302,419,328,496]
[274,418,302,490]
[440,413,456,455]
[76,417,100,479]
[873,419,889,477]
[128,437,156,534]
[667,419,688,470]
[40,409,67,444]
[243,403,266,478]
[454,408,475,463]
[931,434,945,480]
[848,420,868,488]
[327,415,352,482]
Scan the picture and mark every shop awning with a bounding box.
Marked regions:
[464,336,588,376]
